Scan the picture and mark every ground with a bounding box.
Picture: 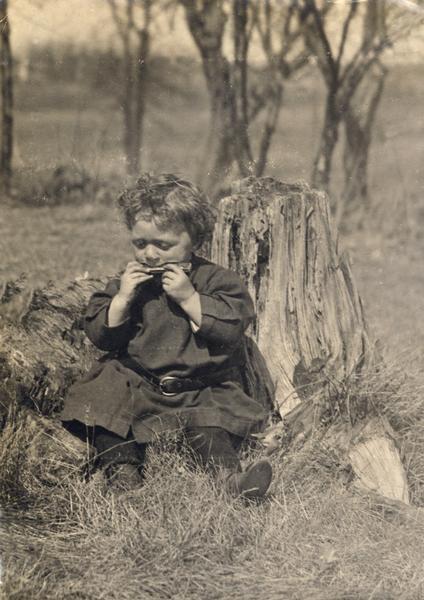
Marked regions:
[1,63,424,599]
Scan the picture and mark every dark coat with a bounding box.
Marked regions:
[60,255,267,443]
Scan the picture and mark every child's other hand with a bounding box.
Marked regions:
[117,261,153,303]
[162,264,195,304]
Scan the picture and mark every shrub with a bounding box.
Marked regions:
[13,164,123,207]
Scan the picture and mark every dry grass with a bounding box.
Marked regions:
[2,418,424,600]
[2,353,424,599]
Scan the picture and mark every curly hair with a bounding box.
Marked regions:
[116,173,216,249]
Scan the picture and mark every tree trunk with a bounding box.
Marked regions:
[311,94,340,194]
[121,28,149,176]
[109,0,151,176]
[122,65,135,173]
[212,176,409,503]
[0,0,13,196]
[232,0,253,176]
[254,80,283,178]
[181,0,258,196]
[199,51,239,191]
[181,1,234,192]
[340,64,387,228]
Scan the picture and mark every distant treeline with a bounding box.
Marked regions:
[16,43,201,91]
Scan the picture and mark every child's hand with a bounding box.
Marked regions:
[162,264,195,305]
[116,261,153,304]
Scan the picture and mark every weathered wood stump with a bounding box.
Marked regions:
[212,177,409,503]
[0,176,410,504]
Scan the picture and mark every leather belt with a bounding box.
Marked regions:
[119,356,239,397]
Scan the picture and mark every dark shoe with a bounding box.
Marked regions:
[225,459,272,499]
[106,463,143,491]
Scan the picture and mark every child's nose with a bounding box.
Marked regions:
[144,245,160,262]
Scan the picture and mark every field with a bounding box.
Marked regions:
[1,61,424,599]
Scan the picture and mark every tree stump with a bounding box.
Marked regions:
[0,176,410,504]
[212,176,409,503]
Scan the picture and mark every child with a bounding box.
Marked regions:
[61,173,272,498]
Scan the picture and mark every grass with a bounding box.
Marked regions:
[3,432,424,600]
[345,233,424,369]
[0,202,130,285]
[1,62,424,598]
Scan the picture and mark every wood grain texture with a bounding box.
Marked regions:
[212,176,373,417]
[212,176,409,503]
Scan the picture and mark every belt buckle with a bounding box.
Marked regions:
[159,375,181,397]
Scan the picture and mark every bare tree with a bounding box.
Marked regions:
[296,0,424,224]
[179,0,250,191]
[180,0,306,194]
[252,0,308,176]
[0,0,13,196]
[340,1,424,226]
[108,0,152,175]
[296,1,391,197]
[341,60,387,227]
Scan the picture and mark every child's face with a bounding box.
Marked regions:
[130,218,193,267]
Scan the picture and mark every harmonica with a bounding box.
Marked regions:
[141,262,191,275]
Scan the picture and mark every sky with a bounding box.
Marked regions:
[9,0,424,63]
[9,0,196,56]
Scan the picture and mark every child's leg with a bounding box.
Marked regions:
[95,428,146,471]
[92,428,147,490]
[63,420,146,488]
[185,426,272,499]
[185,426,242,472]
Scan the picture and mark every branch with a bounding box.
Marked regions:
[255,1,307,80]
[341,1,386,85]
[298,0,337,88]
[107,0,129,43]
[131,0,154,34]
[142,0,153,32]
[278,4,310,79]
[233,0,251,140]
[248,85,270,123]
[363,62,387,132]
[245,0,257,46]
[305,0,337,81]
[179,0,227,53]
[255,82,283,176]
[253,0,275,67]
[280,1,299,57]
[126,0,135,31]
[335,1,358,70]
[340,39,390,111]
[284,50,310,78]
